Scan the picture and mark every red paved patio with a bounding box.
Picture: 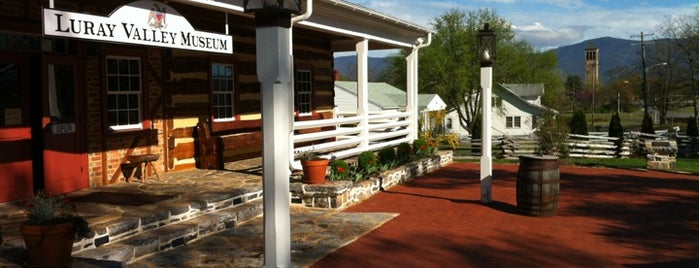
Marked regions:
[312,162,699,267]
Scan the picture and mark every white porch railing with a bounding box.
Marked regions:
[290,110,413,170]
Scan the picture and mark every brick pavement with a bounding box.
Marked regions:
[312,162,699,267]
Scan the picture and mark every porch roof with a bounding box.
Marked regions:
[173,0,434,51]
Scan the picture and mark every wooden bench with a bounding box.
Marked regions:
[123,153,161,182]
[196,121,263,170]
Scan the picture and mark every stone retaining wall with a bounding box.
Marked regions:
[290,151,453,209]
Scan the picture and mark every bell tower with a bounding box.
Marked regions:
[584,47,599,88]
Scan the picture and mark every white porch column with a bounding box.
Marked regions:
[356,39,370,149]
[480,66,493,204]
[406,49,419,140]
[257,21,292,268]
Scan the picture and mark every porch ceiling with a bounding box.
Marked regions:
[177,0,433,52]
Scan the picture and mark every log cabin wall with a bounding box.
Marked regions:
[1,0,339,190]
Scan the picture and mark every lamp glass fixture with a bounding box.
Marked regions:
[477,23,496,67]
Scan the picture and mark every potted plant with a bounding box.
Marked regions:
[517,111,568,217]
[300,150,329,184]
[20,191,90,267]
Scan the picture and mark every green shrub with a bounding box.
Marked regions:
[535,111,569,157]
[378,147,396,165]
[328,160,350,181]
[413,139,430,158]
[641,113,654,134]
[608,113,624,153]
[569,110,588,136]
[358,151,378,174]
[396,143,412,163]
[687,117,698,137]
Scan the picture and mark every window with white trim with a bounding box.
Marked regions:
[212,63,235,121]
[506,116,521,128]
[446,118,453,129]
[106,56,141,130]
[295,69,312,115]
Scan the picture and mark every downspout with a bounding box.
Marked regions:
[289,0,313,171]
[291,0,313,24]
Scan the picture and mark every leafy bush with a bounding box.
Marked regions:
[358,151,378,174]
[686,117,698,137]
[328,160,350,181]
[608,113,624,153]
[535,111,569,157]
[396,142,412,164]
[413,139,430,158]
[569,110,588,136]
[378,147,396,165]
[641,113,654,134]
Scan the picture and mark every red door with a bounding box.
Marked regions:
[42,55,87,194]
[0,54,33,203]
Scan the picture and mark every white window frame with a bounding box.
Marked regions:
[506,116,521,128]
[106,56,142,131]
[211,63,236,122]
[295,69,312,116]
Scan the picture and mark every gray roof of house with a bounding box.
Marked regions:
[502,83,544,100]
[496,83,557,115]
[335,81,441,110]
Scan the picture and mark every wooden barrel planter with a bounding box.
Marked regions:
[517,155,560,217]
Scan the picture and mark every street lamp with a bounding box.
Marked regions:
[244,1,302,267]
[478,23,495,204]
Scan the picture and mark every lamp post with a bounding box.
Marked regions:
[478,23,495,204]
[641,61,667,131]
[244,1,301,267]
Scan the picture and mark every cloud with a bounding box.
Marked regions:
[512,22,587,49]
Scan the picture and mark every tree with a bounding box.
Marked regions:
[657,7,699,119]
[384,8,563,136]
[641,113,655,134]
[569,110,588,136]
[687,117,698,137]
[608,113,624,154]
[564,75,583,112]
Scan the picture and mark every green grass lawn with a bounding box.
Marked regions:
[456,156,699,174]
[566,157,699,174]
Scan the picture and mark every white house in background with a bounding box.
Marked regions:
[446,83,556,137]
[334,81,446,130]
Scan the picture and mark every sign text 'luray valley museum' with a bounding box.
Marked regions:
[43,0,233,54]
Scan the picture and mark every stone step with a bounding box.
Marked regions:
[71,199,263,267]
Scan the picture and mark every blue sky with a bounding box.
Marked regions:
[346,0,698,50]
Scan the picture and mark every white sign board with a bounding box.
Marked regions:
[43,0,233,54]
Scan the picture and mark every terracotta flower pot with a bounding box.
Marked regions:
[20,222,75,267]
[302,159,329,184]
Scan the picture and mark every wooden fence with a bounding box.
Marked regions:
[451,132,698,159]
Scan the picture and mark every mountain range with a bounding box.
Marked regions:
[334,37,655,84]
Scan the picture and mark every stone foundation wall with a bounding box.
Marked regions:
[290,151,453,209]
